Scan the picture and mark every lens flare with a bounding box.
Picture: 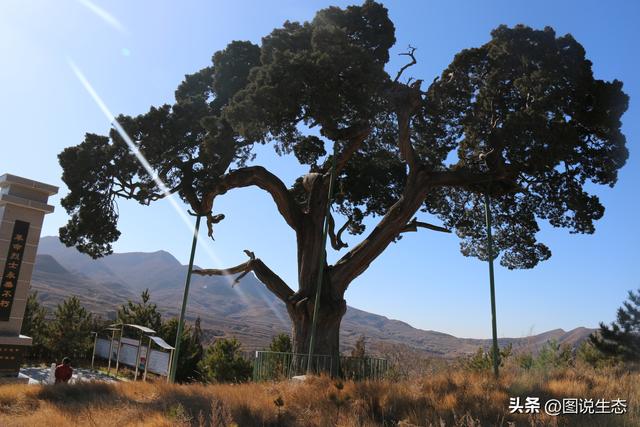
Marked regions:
[76,0,128,34]
[68,59,289,328]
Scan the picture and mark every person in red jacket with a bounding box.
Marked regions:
[54,357,73,384]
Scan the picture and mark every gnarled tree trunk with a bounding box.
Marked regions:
[194,148,445,375]
[287,277,347,374]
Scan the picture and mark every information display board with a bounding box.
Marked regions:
[95,337,170,376]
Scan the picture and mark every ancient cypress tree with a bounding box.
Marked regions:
[58,2,628,360]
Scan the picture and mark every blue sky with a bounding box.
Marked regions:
[1,0,638,339]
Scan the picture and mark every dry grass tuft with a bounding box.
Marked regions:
[0,365,637,426]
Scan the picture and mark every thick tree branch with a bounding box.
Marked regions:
[319,123,371,174]
[179,161,204,211]
[331,171,428,288]
[328,212,351,250]
[332,166,519,289]
[205,166,303,232]
[401,217,451,234]
[205,213,225,239]
[334,126,370,173]
[110,179,181,204]
[425,167,517,188]
[388,78,423,172]
[397,110,417,171]
[194,250,295,303]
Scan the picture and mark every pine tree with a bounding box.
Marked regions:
[591,288,640,362]
[47,296,93,361]
[198,337,252,383]
[91,315,112,334]
[268,333,292,353]
[117,289,162,333]
[20,292,49,360]
[160,317,204,382]
[350,335,366,358]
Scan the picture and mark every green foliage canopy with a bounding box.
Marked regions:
[59,1,628,274]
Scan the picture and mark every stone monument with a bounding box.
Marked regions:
[0,173,57,382]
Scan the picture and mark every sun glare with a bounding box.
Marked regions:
[67,59,289,329]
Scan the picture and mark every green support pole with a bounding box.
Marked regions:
[170,214,201,382]
[307,143,338,374]
[483,191,500,378]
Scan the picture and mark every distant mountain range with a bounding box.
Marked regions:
[30,236,594,356]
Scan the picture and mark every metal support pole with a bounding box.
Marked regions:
[90,331,98,370]
[483,191,500,378]
[107,328,115,375]
[307,143,338,374]
[170,214,201,382]
[167,349,174,383]
[143,336,152,381]
[114,324,124,377]
[134,331,142,381]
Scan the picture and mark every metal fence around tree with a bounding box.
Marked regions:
[253,351,388,381]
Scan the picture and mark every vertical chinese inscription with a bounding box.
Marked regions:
[0,220,30,321]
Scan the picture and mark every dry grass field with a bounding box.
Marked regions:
[0,365,637,427]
